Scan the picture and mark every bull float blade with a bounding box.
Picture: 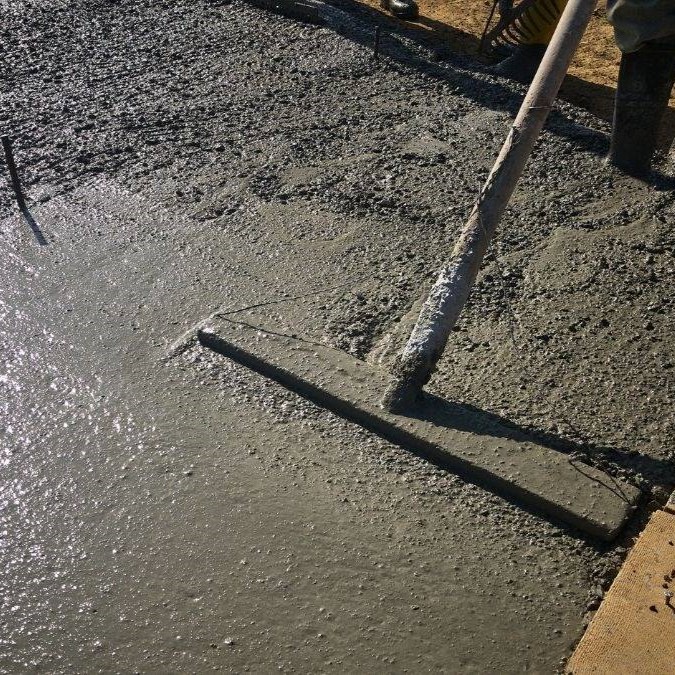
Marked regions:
[198,317,639,540]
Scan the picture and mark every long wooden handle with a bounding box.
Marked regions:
[383,0,598,412]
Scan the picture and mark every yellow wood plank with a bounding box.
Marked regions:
[567,509,675,675]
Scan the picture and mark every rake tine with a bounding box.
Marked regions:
[486,0,563,49]
[534,0,559,25]
[515,14,538,40]
[480,0,500,54]
[543,0,562,16]
[504,24,527,43]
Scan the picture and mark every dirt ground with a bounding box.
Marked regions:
[1,0,674,672]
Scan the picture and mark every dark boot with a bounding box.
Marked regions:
[608,42,675,177]
[380,0,418,21]
[492,44,547,84]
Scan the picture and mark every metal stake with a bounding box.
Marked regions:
[2,136,27,211]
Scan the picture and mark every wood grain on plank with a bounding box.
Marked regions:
[567,509,675,674]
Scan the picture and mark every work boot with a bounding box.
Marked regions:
[493,44,547,84]
[608,42,675,178]
[380,0,418,21]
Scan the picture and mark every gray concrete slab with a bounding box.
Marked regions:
[0,179,615,674]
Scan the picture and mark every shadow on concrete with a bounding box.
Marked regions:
[200,315,668,544]
[21,205,48,246]
[401,392,668,547]
[414,393,673,493]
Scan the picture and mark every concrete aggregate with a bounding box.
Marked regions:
[1,0,674,672]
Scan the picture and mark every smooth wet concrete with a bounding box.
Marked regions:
[1,161,662,671]
[1,0,674,672]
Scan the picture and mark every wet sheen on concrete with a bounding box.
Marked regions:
[1,180,605,673]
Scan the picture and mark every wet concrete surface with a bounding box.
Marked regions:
[0,180,604,674]
[1,0,674,672]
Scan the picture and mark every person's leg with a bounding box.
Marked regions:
[607,0,675,176]
[607,0,675,54]
[494,0,568,82]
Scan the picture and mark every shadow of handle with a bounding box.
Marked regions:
[21,206,48,246]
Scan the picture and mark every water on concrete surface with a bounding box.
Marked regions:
[1,181,602,673]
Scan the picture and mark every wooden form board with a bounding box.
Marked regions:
[567,509,675,674]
